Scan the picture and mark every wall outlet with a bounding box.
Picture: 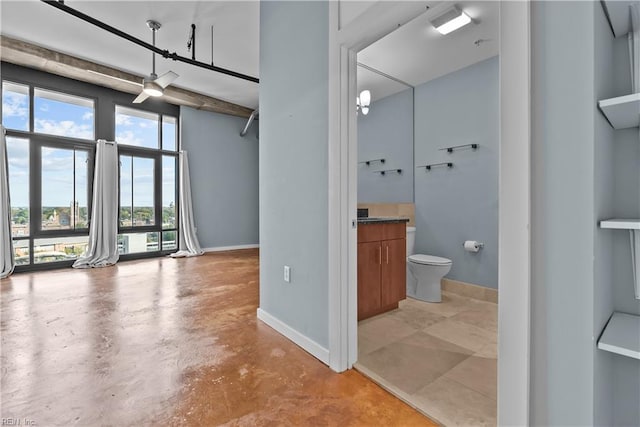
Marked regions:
[284,265,291,283]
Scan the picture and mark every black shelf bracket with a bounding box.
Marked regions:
[439,143,479,153]
[359,158,385,166]
[375,168,402,175]
[417,162,453,171]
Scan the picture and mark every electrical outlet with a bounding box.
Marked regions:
[284,265,291,283]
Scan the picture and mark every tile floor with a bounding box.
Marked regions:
[355,291,498,426]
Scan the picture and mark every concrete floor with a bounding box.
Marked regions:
[1,249,435,426]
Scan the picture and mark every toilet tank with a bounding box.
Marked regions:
[406,226,416,256]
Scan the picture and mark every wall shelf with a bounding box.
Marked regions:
[600,219,640,229]
[602,0,639,38]
[600,219,640,300]
[598,312,640,360]
[598,93,640,129]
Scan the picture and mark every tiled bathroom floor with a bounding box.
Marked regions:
[355,292,498,426]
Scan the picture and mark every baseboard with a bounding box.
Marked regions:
[442,278,498,303]
[257,308,330,365]
[203,244,259,253]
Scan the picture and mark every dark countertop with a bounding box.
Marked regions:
[357,217,410,224]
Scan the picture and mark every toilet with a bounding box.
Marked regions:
[405,226,452,303]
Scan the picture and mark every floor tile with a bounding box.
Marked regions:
[357,331,472,395]
[475,341,498,359]
[388,301,447,330]
[358,314,418,355]
[449,306,498,333]
[413,376,497,427]
[444,356,497,400]
[423,318,496,352]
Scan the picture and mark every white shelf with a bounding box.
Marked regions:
[598,93,640,129]
[598,312,640,360]
[602,0,640,38]
[600,219,640,230]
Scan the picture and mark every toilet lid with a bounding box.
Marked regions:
[409,254,452,266]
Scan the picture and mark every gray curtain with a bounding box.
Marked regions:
[73,140,119,268]
[1,126,15,278]
[170,150,203,258]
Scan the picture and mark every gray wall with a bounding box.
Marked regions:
[531,1,640,425]
[593,2,616,424]
[531,2,596,424]
[358,88,414,203]
[413,56,499,288]
[180,107,259,249]
[259,1,329,348]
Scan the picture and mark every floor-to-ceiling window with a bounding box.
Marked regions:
[115,105,178,257]
[1,63,180,271]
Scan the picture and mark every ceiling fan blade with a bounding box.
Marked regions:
[155,71,179,89]
[132,91,151,104]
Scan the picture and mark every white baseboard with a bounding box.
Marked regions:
[257,308,330,366]
[203,244,259,253]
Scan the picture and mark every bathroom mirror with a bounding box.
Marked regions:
[356,62,415,205]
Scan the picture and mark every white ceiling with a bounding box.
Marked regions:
[357,1,499,102]
[1,1,498,109]
[0,0,260,108]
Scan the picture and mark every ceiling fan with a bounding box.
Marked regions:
[133,20,179,104]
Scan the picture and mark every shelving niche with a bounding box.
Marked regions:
[597,0,640,362]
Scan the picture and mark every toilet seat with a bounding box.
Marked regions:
[408,254,452,266]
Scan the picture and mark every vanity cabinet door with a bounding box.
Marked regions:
[358,241,382,321]
[381,238,406,307]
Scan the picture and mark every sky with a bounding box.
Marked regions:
[3,85,176,210]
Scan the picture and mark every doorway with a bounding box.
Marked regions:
[353,3,499,424]
[327,1,531,425]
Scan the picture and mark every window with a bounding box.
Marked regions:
[2,81,95,267]
[116,105,178,257]
[6,137,30,237]
[41,147,90,231]
[115,105,159,149]
[2,81,29,131]
[2,70,179,271]
[119,155,156,227]
[34,88,95,140]
[162,116,177,151]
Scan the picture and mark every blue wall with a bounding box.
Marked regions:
[259,1,330,348]
[180,107,259,249]
[358,88,413,203]
[414,56,499,288]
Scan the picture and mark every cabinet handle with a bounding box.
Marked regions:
[378,246,382,265]
[386,245,389,264]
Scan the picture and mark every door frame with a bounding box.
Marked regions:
[327,1,532,425]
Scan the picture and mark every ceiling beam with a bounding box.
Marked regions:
[0,35,254,118]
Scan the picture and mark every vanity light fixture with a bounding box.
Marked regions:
[357,90,371,115]
[430,6,473,35]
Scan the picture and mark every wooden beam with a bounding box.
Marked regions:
[0,35,254,118]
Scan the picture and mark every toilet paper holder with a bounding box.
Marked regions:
[462,241,484,251]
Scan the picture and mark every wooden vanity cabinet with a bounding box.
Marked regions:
[357,222,406,321]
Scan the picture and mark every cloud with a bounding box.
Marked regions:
[40,104,50,112]
[82,111,93,121]
[35,119,94,140]
[2,92,28,118]
[116,130,143,147]
[115,114,133,126]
